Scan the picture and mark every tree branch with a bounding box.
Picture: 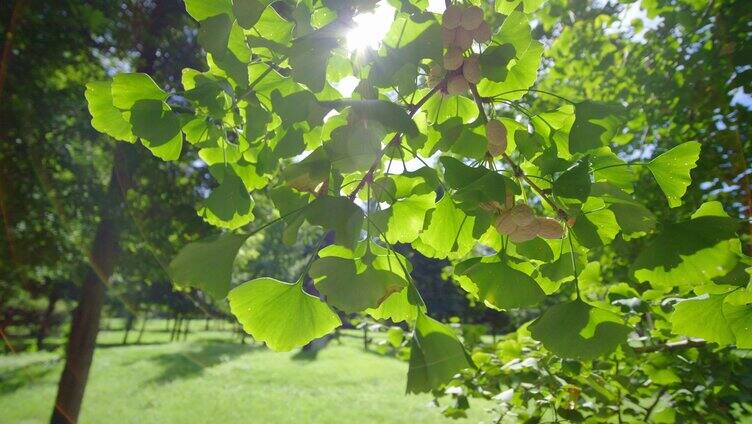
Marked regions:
[469,83,569,220]
[632,338,707,354]
[347,81,444,200]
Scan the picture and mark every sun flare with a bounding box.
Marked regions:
[346,2,396,51]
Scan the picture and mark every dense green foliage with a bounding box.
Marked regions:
[3,0,750,421]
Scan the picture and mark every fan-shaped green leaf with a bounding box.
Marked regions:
[479,44,516,82]
[633,202,740,288]
[406,312,474,393]
[367,288,422,323]
[670,294,736,346]
[184,0,232,21]
[646,141,701,208]
[305,196,364,249]
[169,232,250,299]
[569,101,626,153]
[85,81,135,142]
[455,258,545,310]
[229,278,341,351]
[310,250,407,313]
[198,168,255,229]
[289,32,338,93]
[553,158,591,202]
[529,299,631,360]
[198,13,233,59]
[129,99,183,161]
[233,0,268,28]
[414,195,476,259]
[111,73,167,109]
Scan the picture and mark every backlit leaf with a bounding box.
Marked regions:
[169,233,250,299]
[406,312,473,393]
[529,299,631,360]
[646,141,701,208]
[229,278,341,351]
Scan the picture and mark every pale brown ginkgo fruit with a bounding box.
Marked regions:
[443,46,464,70]
[462,55,481,84]
[486,119,507,156]
[460,6,484,31]
[442,4,463,29]
[447,74,470,95]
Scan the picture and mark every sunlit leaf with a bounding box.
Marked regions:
[406,312,474,393]
[229,278,341,351]
[646,141,701,208]
[169,232,250,299]
[529,299,631,360]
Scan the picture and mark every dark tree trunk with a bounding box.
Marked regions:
[36,288,60,351]
[121,314,135,345]
[135,313,148,344]
[170,314,181,342]
[49,1,174,421]
[50,146,129,424]
[182,318,190,341]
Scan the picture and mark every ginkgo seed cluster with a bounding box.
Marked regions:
[434,4,491,95]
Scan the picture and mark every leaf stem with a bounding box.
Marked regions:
[592,162,647,172]
[494,88,576,105]
[566,227,580,299]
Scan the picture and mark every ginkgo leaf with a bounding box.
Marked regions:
[454,258,545,310]
[332,99,419,137]
[111,73,167,109]
[198,168,255,229]
[289,32,338,93]
[198,13,233,59]
[309,253,407,313]
[367,288,422,323]
[232,0,268,29]
[184,0,232,21]
[129,99,183,161]
[590,183,656,238]
[670,294,736,346]
[633,202,740,288]
[414,195,476,259]
[85,81,135,142]
[305,196,364,249]
[568,101,626,153]
[476,12,543,101]
[282,147,331,192]
[324,121,385,173]
[406,312,474,393]
[479,44,516,82]
[271,89,330,128]
[269,186,310,245]
[529,299,631,360]
[370,194,436,244]
[553,158,591,202]
[440,157,519,210]
[228,278,341,351]
[169,232,249,299]
[723,300,752,349]
[646,141,701,208]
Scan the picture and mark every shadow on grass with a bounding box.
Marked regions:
[142,341,263,385]
[0,358,59,395]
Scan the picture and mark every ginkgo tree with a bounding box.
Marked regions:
[85,0,750,405]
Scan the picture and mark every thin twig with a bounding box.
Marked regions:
[469,83,570,220]
[348,82,444,200]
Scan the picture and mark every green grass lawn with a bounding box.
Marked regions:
[0,320,495,423]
